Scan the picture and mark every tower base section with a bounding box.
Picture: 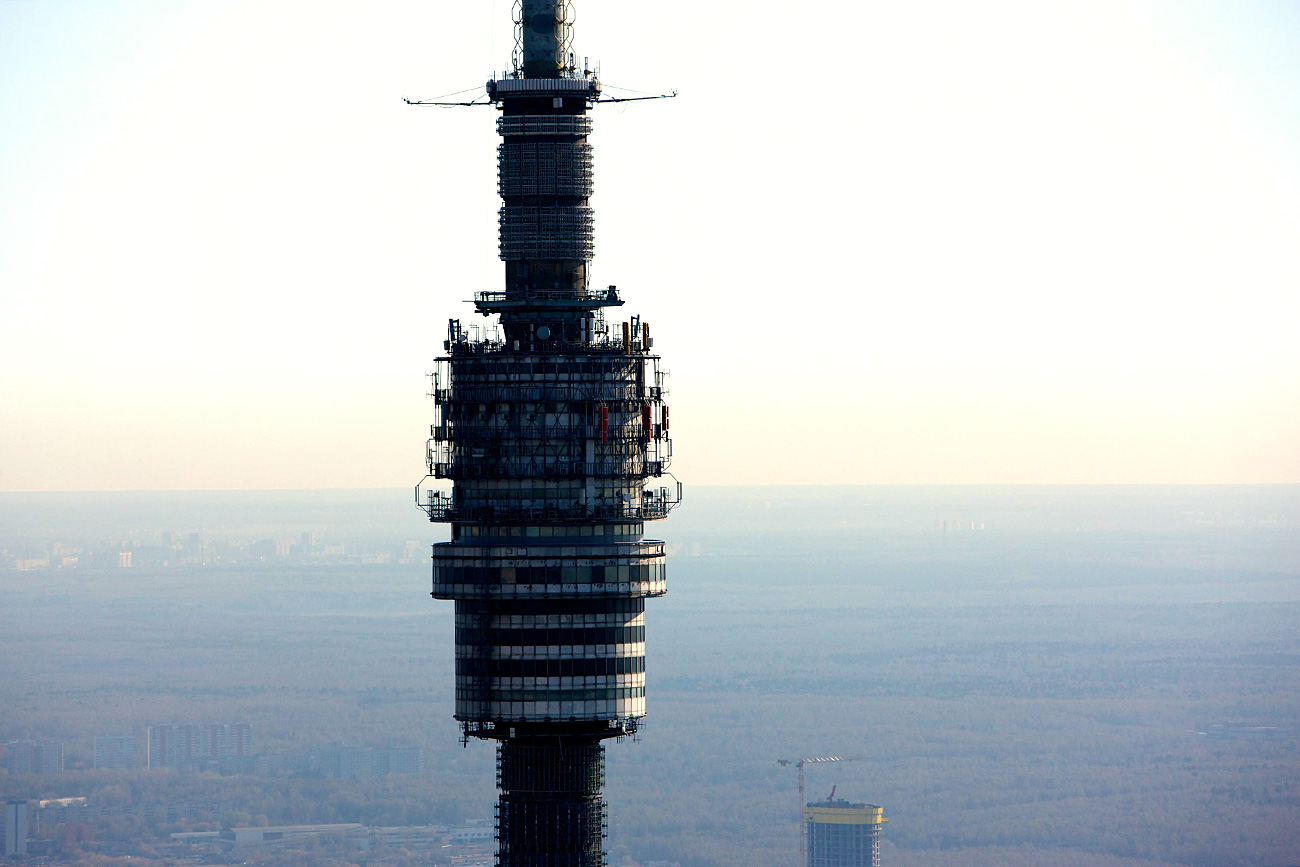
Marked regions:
[497,731,607,867]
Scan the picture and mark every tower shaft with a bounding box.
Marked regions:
[519,0,576,79]
[497,737,605,867]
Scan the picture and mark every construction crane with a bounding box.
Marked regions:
[777,755,868,867]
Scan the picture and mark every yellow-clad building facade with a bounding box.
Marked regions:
[803,799,887,867]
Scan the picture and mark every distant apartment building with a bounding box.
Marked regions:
[50,542,81,567]
[202,722,252,758]
[312,743,423,780]
[148,724,192,768]
[4,741,64,775]
[337,746,375,780]
[379,746,423,776]
[185,532,212,564]
[148,723,251,769]
[2,801,28,857]
[248,539,294,558]
[253,753,311,776]
[32,798,90,835]
[94,733,138,769]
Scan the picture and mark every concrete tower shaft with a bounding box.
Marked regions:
[418,4,676,866]
[493,13,598,313]
[518,0,577,78]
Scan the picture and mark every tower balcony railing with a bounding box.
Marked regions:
[417,483,681,524]
[445,337,508,356]
[442,321,659,358]
[432,385,657,405]
[497,115,593,138]
[445,335,656,357]
[429,422,667,444]
[474,286,621,308]
[488,76,601,100]
[429,457,669,481]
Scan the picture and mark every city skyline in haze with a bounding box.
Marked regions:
[2,0,1298,491]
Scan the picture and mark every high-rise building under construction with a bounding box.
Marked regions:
[805,799,887,867]
[415,3,678,866]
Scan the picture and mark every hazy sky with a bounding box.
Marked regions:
[2,1,1298,490]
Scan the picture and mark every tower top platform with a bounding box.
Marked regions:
[489,76,601,101]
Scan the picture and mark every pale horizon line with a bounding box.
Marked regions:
[3,482,1298,496]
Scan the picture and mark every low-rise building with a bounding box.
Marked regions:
[222,823,364,847]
